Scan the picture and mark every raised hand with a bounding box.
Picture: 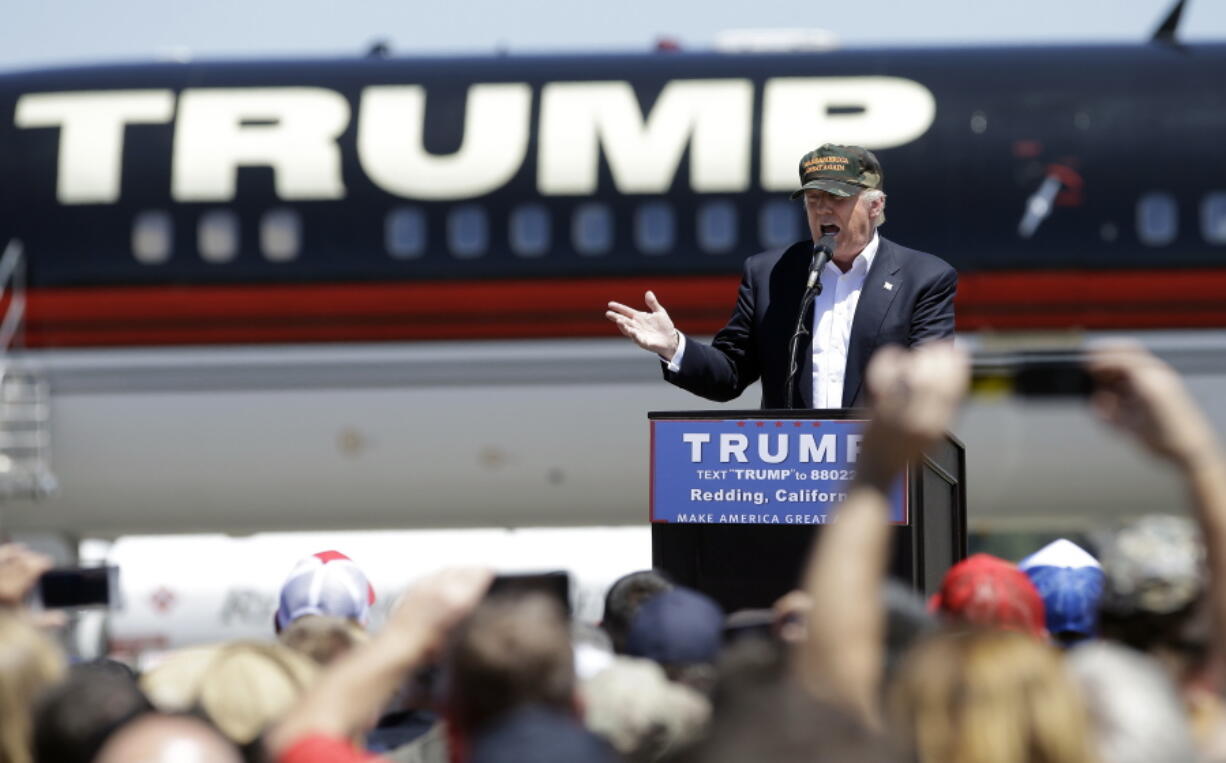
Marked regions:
[269,566,493,753]
[0,543,53,608]
[859,342,969,484]
[386,566,493,658]
[1087,341,1220,469]
[606,291,680,359]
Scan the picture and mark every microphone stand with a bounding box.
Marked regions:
[784,237,836,409]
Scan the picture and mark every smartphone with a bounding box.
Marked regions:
[35,565,119,609]
[972,351,1094,398]
[486,571,571,615]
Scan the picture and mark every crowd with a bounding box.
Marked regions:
[2,340,1225,762]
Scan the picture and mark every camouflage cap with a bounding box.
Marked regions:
[790,144,884,200]
[1093,515,1205,617]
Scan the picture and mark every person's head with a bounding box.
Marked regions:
[682,636,900,763]
[791,144,887,264]
[602,570,674,654]
[930,554,1047,638]
[274,550,376,633]
[445,592,576,738]
[277,614,368,666]
[1018,539,1105,646]
[0,613,65,763]
[140,641,318,747]
[33,660,153,763]
[93,713,241,763]
[1093,515,1206,671]
[889,628,1097,763]
[624,586,724,693]
[582,655,710,761]
[1065,641,1198,763]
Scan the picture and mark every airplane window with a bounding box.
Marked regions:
[697,201,738,254]
[198,210,239,263]
[759,200,800,249]
[260,209,301,262]
[1201,193,1226,244]
[1136,192,1178,247]
[386,207,427,259]
[132,211,172,264]
[573,203,613,257]
[448,205,488,259]
[635,202,675,256]
[510,204,551,258]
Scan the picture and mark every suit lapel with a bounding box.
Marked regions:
[843,238,902,406]
[774,242,814,409]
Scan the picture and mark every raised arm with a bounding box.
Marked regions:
[267,567,492,756]
[1087,343,1226,674]
[800,342,968,727]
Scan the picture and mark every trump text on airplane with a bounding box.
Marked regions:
[14,76,936,204]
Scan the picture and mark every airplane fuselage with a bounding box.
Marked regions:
[0,44,1223,535]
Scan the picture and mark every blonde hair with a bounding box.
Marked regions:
[889,629,1098,763]
[278,614,368,666]
[141,641,318,745]
[0,614,65,763]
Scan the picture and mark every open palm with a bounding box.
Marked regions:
[606,291,679,358]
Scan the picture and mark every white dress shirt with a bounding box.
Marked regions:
[811,232,878,407]
[664,232,880,409]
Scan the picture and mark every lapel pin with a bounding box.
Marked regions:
[883,281,894,291]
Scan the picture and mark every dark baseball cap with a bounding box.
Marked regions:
[625,586,724,665]
[790,144,884,200]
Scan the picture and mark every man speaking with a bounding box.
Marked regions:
[606,144,957,409]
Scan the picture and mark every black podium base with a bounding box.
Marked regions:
[652,522,920,613]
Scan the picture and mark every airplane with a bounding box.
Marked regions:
[79,526,652,660]
[0,0,1222,542]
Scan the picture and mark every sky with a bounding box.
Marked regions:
[1,0,1224,72]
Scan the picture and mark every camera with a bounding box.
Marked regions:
[33,565,119,609]
[486,571,571,614]
[971,350,1094,398]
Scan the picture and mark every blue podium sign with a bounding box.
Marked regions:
[650,417,908,525]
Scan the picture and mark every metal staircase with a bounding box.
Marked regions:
[0,240,56,499]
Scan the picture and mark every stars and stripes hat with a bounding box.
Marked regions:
[274,550,376,631]
[1018,539,1105,644]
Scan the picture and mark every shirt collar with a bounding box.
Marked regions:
[823,230,880,276]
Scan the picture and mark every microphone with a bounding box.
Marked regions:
[806,234,837,290]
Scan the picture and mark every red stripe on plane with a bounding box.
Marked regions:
[20,269,1226,347]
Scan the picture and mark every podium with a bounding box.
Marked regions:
[649,410,966,614]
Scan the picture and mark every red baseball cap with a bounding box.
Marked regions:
[929,554,1046,637]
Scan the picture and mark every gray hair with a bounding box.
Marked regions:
[862,189,886,227]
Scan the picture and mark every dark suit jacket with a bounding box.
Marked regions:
[663,236,957,408]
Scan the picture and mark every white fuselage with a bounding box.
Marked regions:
[0,330,1217,538]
